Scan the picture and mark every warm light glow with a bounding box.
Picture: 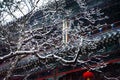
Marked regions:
[87,78,90,80]
[83,71,94,80]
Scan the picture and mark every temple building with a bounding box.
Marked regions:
[0,0,120,80]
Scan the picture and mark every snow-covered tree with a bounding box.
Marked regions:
[0,0,120,80]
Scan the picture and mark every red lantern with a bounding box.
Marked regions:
[83,71,94,80]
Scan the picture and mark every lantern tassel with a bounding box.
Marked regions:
[87,78,90,80]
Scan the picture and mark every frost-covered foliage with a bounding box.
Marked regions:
[0,0,120,80]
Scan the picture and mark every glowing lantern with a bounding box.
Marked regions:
[83,71,94,80]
